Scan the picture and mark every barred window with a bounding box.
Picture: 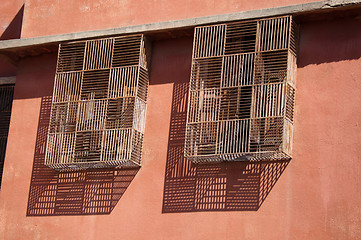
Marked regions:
[185,16,298,163]
[0,83,14,186]
[45,34,151,170]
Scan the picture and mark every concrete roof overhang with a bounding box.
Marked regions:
[0,0,360,65]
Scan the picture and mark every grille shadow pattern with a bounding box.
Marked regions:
[185,16,298,163]
[46,34,151,171]
[28,97,139,216]
[163,82,290,213]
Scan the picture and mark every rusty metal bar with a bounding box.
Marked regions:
[185,15,298,163]
[45,34,150,170]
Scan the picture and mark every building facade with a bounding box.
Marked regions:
[0,1,361,239]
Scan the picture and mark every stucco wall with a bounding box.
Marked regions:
[0,0,23,39]
[0,0,23,77]
[20,0,319,38]
[0,7,360,240]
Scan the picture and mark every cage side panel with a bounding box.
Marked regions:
[137,66,149,102]
[57,42,86,73]
[222,53,255,87]
[257,16,291,52]
[190,57,223,91]
[49,102,78,133]
[53,72,82,103]
[76,100,107,131]
[139,36,152,70]
[45,133,76,167]
[282,118,293,156]
[287,51,297,88]
[112,35,142,68]
[130,130,143,165]
[81,69,110,100]
[106,97,135,129]
[252,83,285,119]
[285,84,295,123]
[217,120,250,155]
[109,66,138,98]
[220,86,252,120]
[84,38,113,70]
[74,131,103,163]
[193,24,226,59]
[254,50,288,85]
[187,89,220,124]
[185,122,218,158]
[289,17,299,55]
[133,98,146,134]
[101,129,133,163]
[250,117,284,153]
[225,20,257,55]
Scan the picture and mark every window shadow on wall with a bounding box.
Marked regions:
[27,96,139,216]
[0,4,24,40]
[297,17,361,68]
[162,82,290,213]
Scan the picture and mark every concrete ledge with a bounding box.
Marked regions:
[0,0,360,52]
[0,77,16,85]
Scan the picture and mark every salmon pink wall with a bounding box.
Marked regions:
[0,0,24,77]
[0,0,24,39]
[0,15,360,240]
[21,0,319,38]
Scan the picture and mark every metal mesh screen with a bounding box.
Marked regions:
[185,16,298,163]
[45,34,150,171]
[0,85,14,187]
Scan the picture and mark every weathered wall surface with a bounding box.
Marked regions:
[0,4,360,240]
[0,0,23,77]
[20,0,319,38]
[294,18,361,239]
[0,0,24,39]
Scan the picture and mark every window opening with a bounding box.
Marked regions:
[0,83,15,186]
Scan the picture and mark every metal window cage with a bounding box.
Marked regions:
[185,15,298,163]
[45,34,151,171]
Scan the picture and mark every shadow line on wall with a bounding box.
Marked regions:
[0,4,24,40]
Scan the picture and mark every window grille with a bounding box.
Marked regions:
[45,34,151,171]
[185,16,298,163]
[0,84,14,186]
